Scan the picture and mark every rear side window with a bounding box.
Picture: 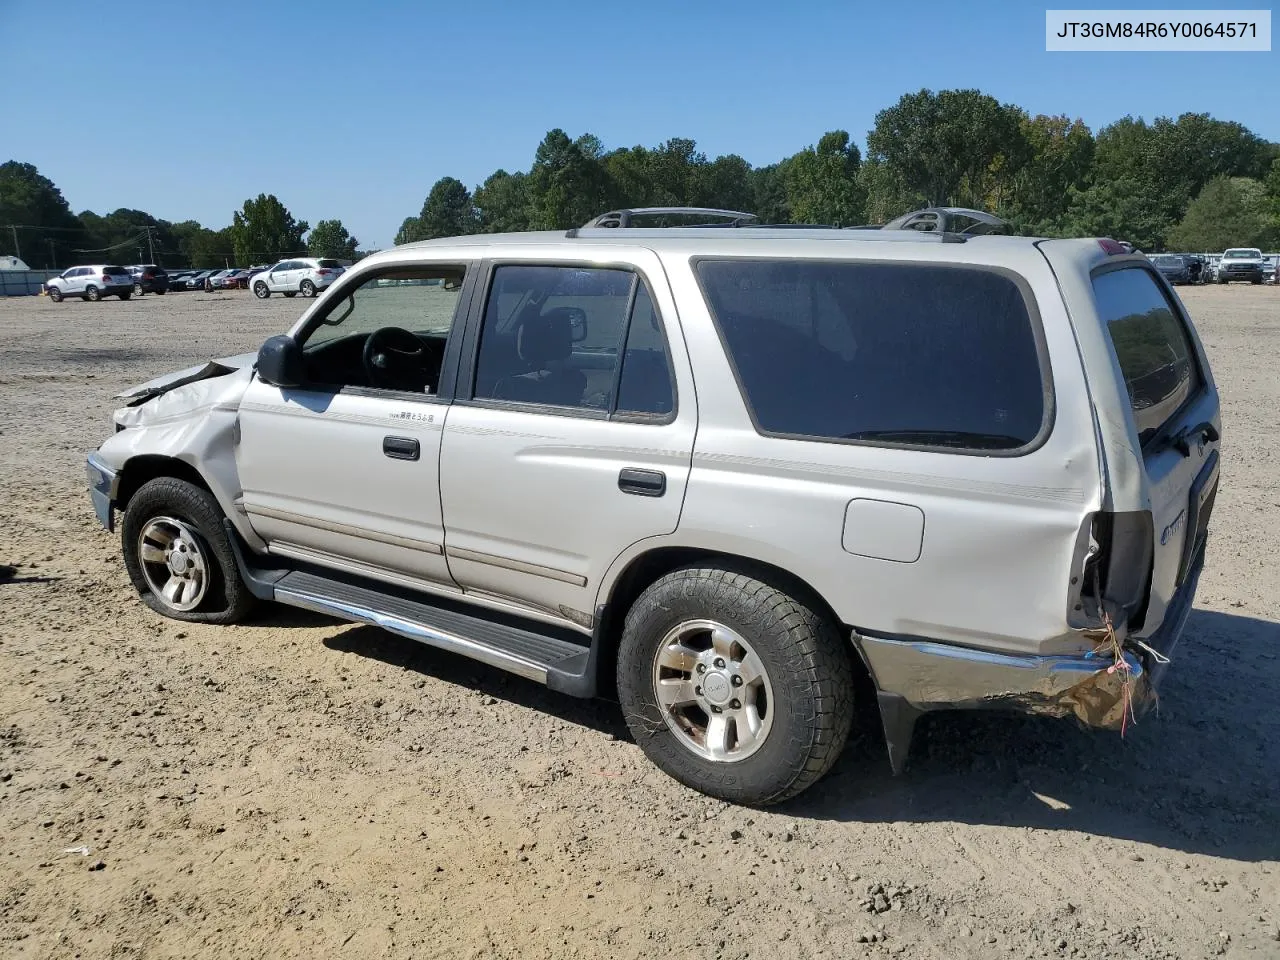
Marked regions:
[317,259,343,268]
[696,259,1047,451]
[1092,267,1202,446]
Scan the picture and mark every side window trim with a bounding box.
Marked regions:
[455,258,678,424]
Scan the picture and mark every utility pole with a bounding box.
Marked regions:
[47,238,56,269]
[8,225,19,260]
[145,225,156,264]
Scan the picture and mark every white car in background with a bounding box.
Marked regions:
[45,265,134,301]
[252,258,345,299]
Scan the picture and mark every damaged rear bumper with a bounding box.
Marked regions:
[857,549,1204,733]
[86,452,119,532]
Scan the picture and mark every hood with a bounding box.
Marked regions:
[116,351,256,406]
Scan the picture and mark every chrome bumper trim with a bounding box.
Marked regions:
[86,452,119,532]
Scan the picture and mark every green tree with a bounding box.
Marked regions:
[866,89,1026,207]
[526,129,615,229]
[748,162,792,224]
[307,219,359,259]
[1004,115,1095,233]
[1061,177,1170,250]
[230,194,308,265]
[473,170,531,233]
[695,154,753,212]
[0,161,85,268]
[398,177,476,243]
[169,220,232,267]
[784,131,866,226]
[858,158,926,224]
[1166,177,1276,251]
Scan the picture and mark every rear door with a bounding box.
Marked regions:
[438,256,694,629]
[1090,264,1220,632]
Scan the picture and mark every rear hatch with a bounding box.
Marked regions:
[103,266,132,285]
[1089,261,1220,636]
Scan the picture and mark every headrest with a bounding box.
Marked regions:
[517,308,574,365]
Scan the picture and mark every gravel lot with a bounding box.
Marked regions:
[1,285,1278,960]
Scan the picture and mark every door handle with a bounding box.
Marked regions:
[382,436,420,461]
[618,467,666,497]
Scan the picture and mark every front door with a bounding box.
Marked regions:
[266,262,294,292]
[236,261,473,589]
[439,258,696,628]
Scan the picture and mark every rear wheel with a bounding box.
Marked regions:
[155,288,165,295]
[253,281,270,298]
[118,291,131,300]
[47,286,63,302]
[121,477,256,624]
[617,565,855,806]
[134,282,144,295]
[283,291,297,298]
[300,279,316,298]
[1251,277,1262,285]
[85,285,101,301]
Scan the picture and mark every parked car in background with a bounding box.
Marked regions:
[219,268,251,289]
[204,270,232,290]
[186,270,216,290]
[1151,254,1192,285]
[1263,256,1277,283]
[1180,254,1207,284]
[86,209,1221,805]
[1217,248,1265,284]
[166,271,196,291]
[251,257,345,298]
[45,265,134,301]
[127,265,169,295]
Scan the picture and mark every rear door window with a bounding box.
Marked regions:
[696,259,1047,452]
[1092,267,1202,446]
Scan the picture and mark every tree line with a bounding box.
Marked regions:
[4,88,1279,272]
[0,168,361,271]
[396,89,1279,252]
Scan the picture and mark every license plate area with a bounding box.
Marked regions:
[1177,448,1218,586]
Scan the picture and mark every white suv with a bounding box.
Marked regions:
[251,258,345,299]
[86,209,1220,805]
[45,264,134,302]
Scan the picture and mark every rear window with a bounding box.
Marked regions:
[317,259,343,268]
[696,260,1047,452]
[103,266,130,276]
[1092,267,1202,446]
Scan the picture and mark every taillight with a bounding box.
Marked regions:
[316,268,332,276]
[1097,238,1128,255]
[101,274,110,283]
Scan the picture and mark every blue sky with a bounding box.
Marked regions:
[2,0,1276,248]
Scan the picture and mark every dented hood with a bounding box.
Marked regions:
[116,352,256,406]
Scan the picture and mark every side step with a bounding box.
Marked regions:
[226,523,599,697]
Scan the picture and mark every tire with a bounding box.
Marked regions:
[134,282,144,295]
[1219,278,1229,284]
[253,281,270,298]
[85,285,101,301]
[155,288,166,295]
[1251,277,1262,285]
[118,292,131,300]
[617,565,855,806]
[300,279,316,298]
[47,286,63,302]
[283,291,297,298]
[121,477,257,624]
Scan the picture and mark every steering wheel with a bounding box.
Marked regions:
[362,326,429,391]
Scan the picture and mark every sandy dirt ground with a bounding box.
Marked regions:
[1,284,1278,960]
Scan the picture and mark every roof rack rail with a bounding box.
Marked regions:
[871,207,1008,236]
[581,207,759,229]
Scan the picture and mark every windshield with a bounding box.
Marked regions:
[1152,256,1181,266]
[1224,250,1259,258]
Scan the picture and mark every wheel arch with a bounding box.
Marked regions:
[115,454,213,510]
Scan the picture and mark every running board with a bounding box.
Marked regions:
[225,523,600,697]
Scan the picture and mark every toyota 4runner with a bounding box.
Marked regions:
[85,209,1221,805]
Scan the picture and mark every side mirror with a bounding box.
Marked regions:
[256,335,304,388]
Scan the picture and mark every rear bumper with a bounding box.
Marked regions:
[856,550,1204,730]
[86,452,119,532]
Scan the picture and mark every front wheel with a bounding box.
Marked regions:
[121,477,256,624]
[283,291,297,298]
[85,285,101,301]
[253,281,270,298]
[134,282,144,295]
[617,565,855,806]
[155,288,165,295]
[300,279,316,298]
[48,286,64,302]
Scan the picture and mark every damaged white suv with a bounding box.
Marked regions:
[86,208,1221,805]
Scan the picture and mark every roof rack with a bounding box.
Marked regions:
[582,207,759,229]
[874,207,1008,236]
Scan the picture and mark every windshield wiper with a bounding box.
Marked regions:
[841,429,1026,449]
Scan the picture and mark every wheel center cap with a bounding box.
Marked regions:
[702,671,732,706]
[169,552,189,574]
